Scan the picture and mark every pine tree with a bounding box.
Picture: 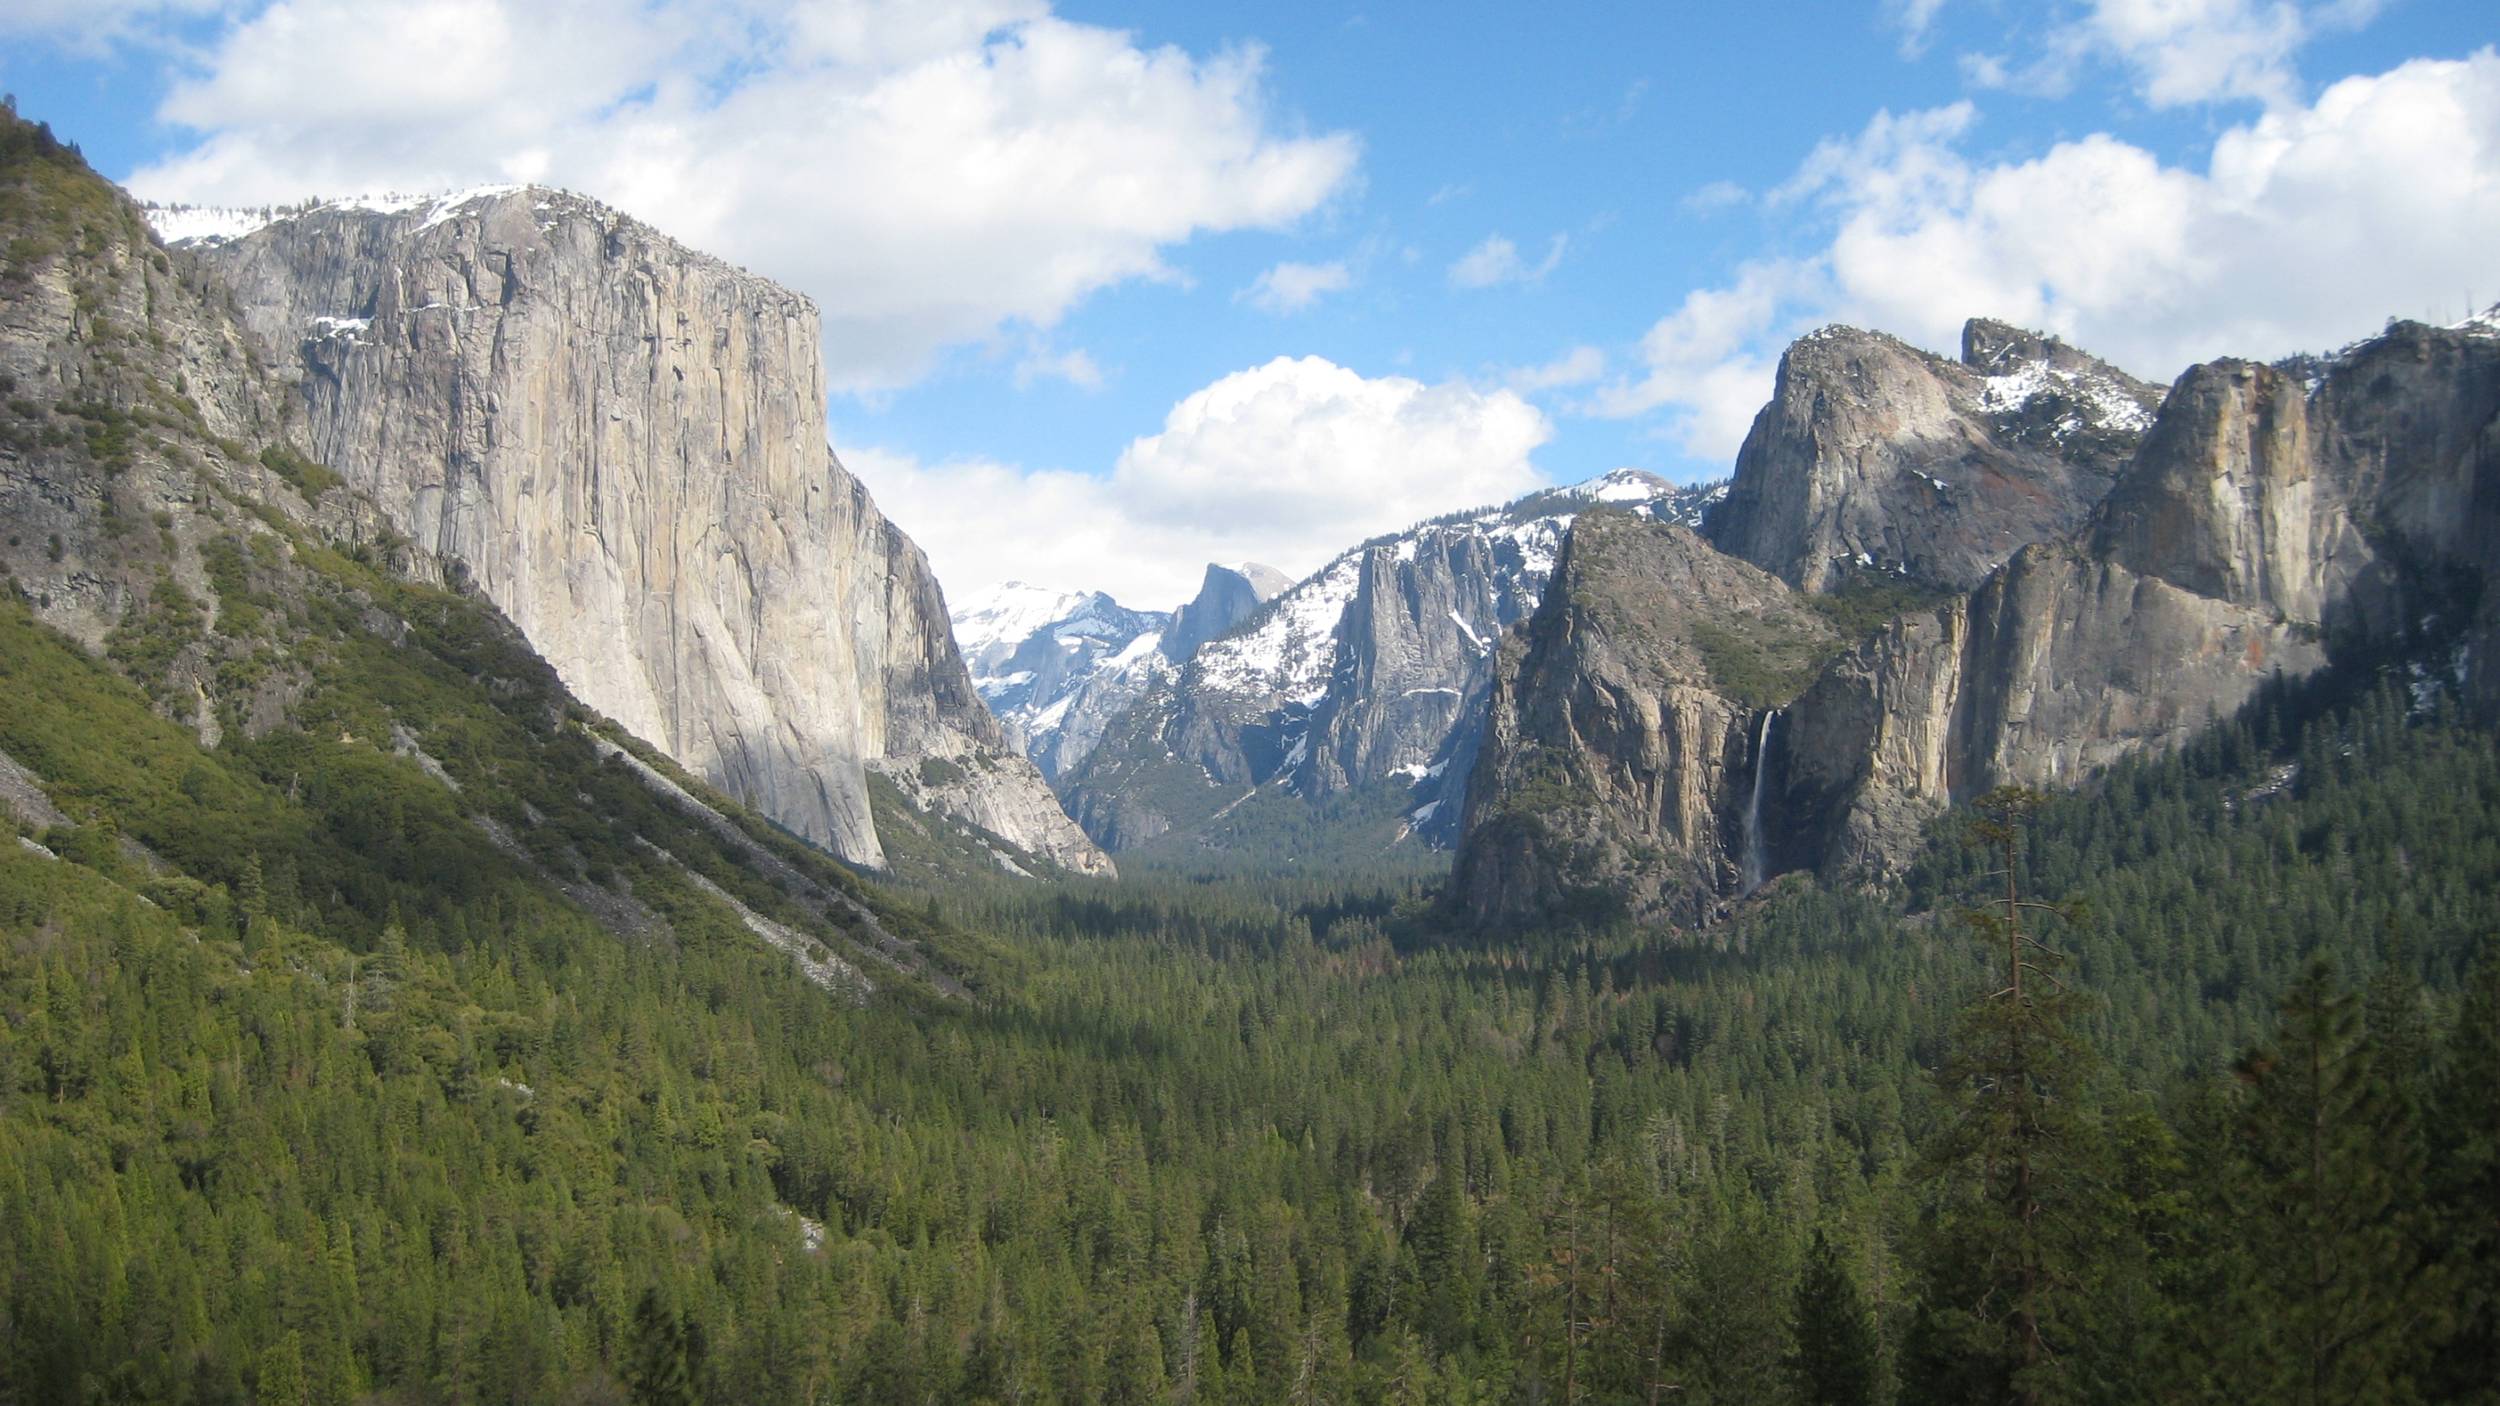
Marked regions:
[2431,945,2500,1402]
[622,1289,703,1406]
[1790,1228,1877,1406]
[2216,958,2440,1404]
[1909,787,2101,1406]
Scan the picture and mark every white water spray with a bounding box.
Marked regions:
[1742,709,1777,893]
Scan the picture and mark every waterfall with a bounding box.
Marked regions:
[1742,709,1777,893]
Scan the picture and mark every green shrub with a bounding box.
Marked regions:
[259,443,344,499]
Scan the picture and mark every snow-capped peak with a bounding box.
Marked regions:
[950,582,1097,668]
[1566,467,1673,503]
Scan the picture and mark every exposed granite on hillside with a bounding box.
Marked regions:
[1704,319,2161,594]
[189,188,1106,875]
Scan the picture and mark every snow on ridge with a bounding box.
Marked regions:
[1567,467,1671,503]
[2455,304,2500,337]
[140,203,283,246]
[143,184,535,248]
[951,581,1098,660]
[1194,550,1364,704]
[1975,360,2153,437]
[1188,473,1694,703]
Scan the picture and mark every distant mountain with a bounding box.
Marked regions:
[950,562,1291,783]
[1055,469,1725,863]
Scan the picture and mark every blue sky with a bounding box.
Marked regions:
[3,1,2495,605]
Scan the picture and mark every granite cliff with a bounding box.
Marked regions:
[1704,319,2161,594]
[0,112,975,993]
[1450,512,1837,927]
[1457,315,2500,926]
[175,188,1107,877]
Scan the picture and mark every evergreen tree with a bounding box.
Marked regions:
[2431,944,2500,1402]
[1909,787,2102,1406]
[2214,958,2440,1404]
[623,1290,704,1406]
[1789,1228,1877,1406]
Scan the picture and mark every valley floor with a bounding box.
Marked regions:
[6,628,2499,1402]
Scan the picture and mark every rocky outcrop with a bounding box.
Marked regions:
[1459,315,2500,925]
[1162,562,1289,662]
[187,188,1107,875]
[1302,530,1533,799]
[1451,513,1838,927]
[1704,319,2160,594]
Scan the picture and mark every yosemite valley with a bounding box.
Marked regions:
[4,20,2500,1404]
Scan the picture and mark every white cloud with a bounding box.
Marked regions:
[1240,259,1352,314]
[1448,232,1567,288]
[852,356,1552,604]
[1682,179,1751,214]
[1886,0,1952,57]
[1599,49,2500,463]
[1976,0,2392,110]
[1504,345,1606,394]
[117,0,1359,393]
[1012,345,1102,390]
[1592,260,1819,459]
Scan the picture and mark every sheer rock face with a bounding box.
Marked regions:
[1452,514,1837,927]
[1162,563,1288,663]
[194,189,1107,874]
[1459,317,2500,923]
[2095,325,2500,680]
[1703,320,2161,594]
[1781,551,2320,880]
[2090,359,2354,621]
[1305,530,1542,802]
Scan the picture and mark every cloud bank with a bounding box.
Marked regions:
[852,356,1552,606]
[1603,48,2500,461]
[115,0,1359,393]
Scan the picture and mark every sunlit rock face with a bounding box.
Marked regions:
[192,187,1107,875]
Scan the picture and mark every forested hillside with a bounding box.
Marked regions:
[9,556,2497,1402]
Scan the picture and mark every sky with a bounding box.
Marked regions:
[3,0,2495,609]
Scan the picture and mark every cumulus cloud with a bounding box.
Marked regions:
[1599,49,2500,462]
[1504,345,1606,395]
[1592,260,1820,458]
[115,0,1358,392]
[1448,232,1567,288]
[1240,259,1352,314]
[1969,0,2390,110]
[853,356,1552,605]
